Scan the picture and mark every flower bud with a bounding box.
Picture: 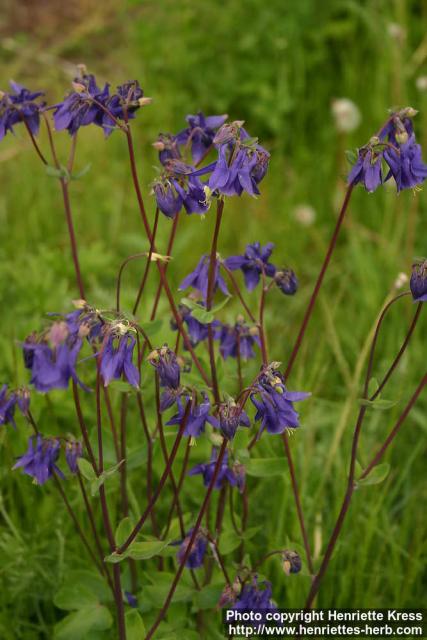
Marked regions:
[282,549,302,575]
[410,260,427,302]
[274,268,298,295]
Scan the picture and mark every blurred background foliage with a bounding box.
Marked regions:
[0,0,426,637]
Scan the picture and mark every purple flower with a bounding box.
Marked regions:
[148,346,180,389]
[153,133,181,165]
[209,124,270,197]
[224,242,276,291]
[188,448,238,489]
[384,134,427,192]
[23,322,85,393]
[177,529,208,569]
[125,592,138,608]
[102,80,145,133]
[176,112,228,164]
[232,576,276,612]
[174,304,210,346]
[410,260,427,302]
[0,81,45,140]
[274,268,298,295]
[179,254,229,302]
[13,435,63,485]
[99,333,140,388]
[216,320,260,360]
[0,384,17,427]
[217,401,250,440]
[250,366,310,436]
[347,147,383,192]
[65,441,83,474]
[53,73,110,135]
[166,393,217,438]
[153,159,210,217]
[153,180,183,218]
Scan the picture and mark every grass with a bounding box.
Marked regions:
[0,0,426,637]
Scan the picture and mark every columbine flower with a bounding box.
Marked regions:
[102,80,146,133]
[148,346,181,410]
[153,159,210,217]
[224,242,276,291]
[0,81,45,140]
[282,550,302,575]
[153,133,182,165]
[166,393,216,437]
[13,435,63,485]
[65,440,83,474]
[209,123,270,197]
[216,320,260,360]
[176,112,228,164]
[232,576,276,612]
[348,108,427,193]
[99,332,139,388]
[53,73,110,135]
[179,254,229,302]
[188,448,238,489]
[250,365,310,436]
[23,322,85,393]
[410,260,427,302]
[274,268,298,295]
[0,384,17,427]
[177,529,208,569]
[173,304,209,346]
[217,400,250,440]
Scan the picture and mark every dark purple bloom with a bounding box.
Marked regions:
[217,400,250,440]
[0,81,44,140]
[99,333,139,388]
[23,322,85,393]
[148,346,180,389]
[174,304,209,346]
[410,260,427,302]
[274,268,298,295]
[153,133,181,165]
[0,384,17,427]
[347,147,383,192]
[188,448,238,489]
[176,112,228,164]
[224,242,276,291]
[177,529,208,569]
[153,180,183,218]
[216,320,260,360]
[13,435,63,485]
[65,441,83,474]
[179,254,229,302]
[384,134,427,192]
[250,366,310,436]
[102,80,146,133]
[209,124,270,197]
[153,159,210,217]
[232,576,276,612]
[125,592,138,608]
[53,73,110,135]
[166,393,216,438]
[16,388,31,417]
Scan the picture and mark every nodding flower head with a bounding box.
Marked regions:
[65,440,83,474]
[102,80,147,134]
[188,447,239,489]
[348,108,427,192]
[176,112,228,165]
[23,320,86,393]
[53,72,110,135]
[177,528,208,569]
[250,364,311,436]
[209,123,270,197]
[148,345,181,391]
[0,81,45,141]
[172,303,209,347]
[216,319,260,360]
[274,268,298,295]
[166,393,217,437]
[0,384,17,427]
[217,400,250,440]
[224,242,276,291]
[153,159,210,218]
[13,435,63,485]
[410,260,427,302]
[282,550,302,575]
[99,329,139,388]
[179,254,229,303]
[232,575,276,612]
[153,132,182,165]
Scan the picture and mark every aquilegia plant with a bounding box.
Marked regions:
[1,68,426,639]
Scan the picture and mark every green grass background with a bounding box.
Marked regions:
[0,0,426,637]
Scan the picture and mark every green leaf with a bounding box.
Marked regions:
[105,539,171,563]
[345,149,358,165]
[70,163,92,180]
[246,457,286,477]
[211,296,232,314]
[358,397,398,410]
[46,165,69,180]
[54,584,98,611]
[107,380,137,394]
[115,517,135,547]
[140,319,165,339]
[90,460,124,496]
[77,458,96,482]
[64,570,112,603]
[193,583,223,610]
[125,609,146,639]
[54,605,112,639]
[357,463,390,487]
[367,377,380,398]
[190,306,214,324]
